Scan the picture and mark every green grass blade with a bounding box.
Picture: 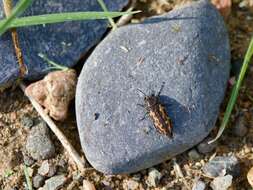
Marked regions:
[0,11,139,33]
[38,53,68,71]
[0,0,33,35]
[97,0,117,30]
[209,37,253,144]
[23,165,33,190]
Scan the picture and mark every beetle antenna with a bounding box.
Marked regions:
[157,82,165,96]
[137,89,147,96]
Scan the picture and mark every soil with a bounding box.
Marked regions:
[0,0,253,189]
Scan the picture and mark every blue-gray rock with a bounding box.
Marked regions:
[41,175,66,190]
[210,175,233,190]
[0,0,128,90]
[203,156,240,178]
[25,121,56,160]
[20,114,34,129]
[76,0,230,174]
[33,174,45,189]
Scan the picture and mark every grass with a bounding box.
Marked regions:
[38,53,69,71]
[0,0,33,35]
[209,37,253,144]
[97,0,117,30]
[23,165,33,190]
[0,0,139,36]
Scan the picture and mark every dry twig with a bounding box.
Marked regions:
[116,0,137,27]
[20,82,86,171]
[3,0,86,172]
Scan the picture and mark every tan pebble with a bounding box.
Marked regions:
[247,167,253,187]
[83,180,96,190]
[244,146,251,154]
[195,162,202,167]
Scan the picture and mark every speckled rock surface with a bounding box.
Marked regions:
[25,121,56,160]
[0,0,128,89]
[76,0,230,174]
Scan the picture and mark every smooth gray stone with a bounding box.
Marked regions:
[76,0,230,174]
[203,156,240,178]
[0,0,128,89]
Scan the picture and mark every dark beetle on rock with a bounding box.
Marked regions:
[138,83,173,137]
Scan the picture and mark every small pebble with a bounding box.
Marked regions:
[123,179,139,190]
[72,170,83,182]
[239,0,248,8]
[83,180,96,190]
[33,174,45,188]
[20,115,34,129]
[146,168,162,187]
[203,155,240,177]
[42,175,66,190]
[210,175,233,190]
[192,180,206,190]
[57,158,68,173]
[188,149,201,160]
[38,160,56,177]
[247,166,253,187]
[25,121,56,160]
[23,154,35,166]
[233,114,248,137]
[197,137,217,154]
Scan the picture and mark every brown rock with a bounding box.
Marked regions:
[211,0,231,18]
[25,69,77,121]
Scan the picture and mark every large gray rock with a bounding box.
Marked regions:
[0,0,128,89]
[76,0,230,174]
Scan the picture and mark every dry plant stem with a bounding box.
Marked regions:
[172,158,190,190]
[19,82,86,171]
[3,0,85,171]
[116,0,137,27]
[2,0,26,78]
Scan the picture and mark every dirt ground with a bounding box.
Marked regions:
[0,0,253,189]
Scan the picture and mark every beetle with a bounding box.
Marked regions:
[138,82,173,137]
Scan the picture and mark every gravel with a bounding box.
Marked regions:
[202,155,240,178]
[76,0,230,174]
[33,174,45,189]
[210,175,233,190]
[146,168,162,187]
[41,175,66,190]
[38,160,57,177]
[192,180,206,190]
